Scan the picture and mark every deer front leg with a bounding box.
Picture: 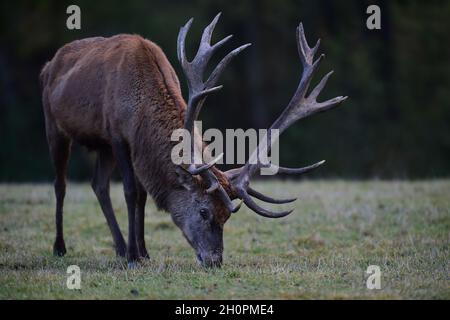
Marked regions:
[112,140,139,268]
[135,181,149,259]
[91,148,127,257]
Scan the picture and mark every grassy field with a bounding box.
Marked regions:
[0,180,448,299]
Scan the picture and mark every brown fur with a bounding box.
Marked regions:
[40,34,229,221]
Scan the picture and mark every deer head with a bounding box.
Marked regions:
[173,13,347,267]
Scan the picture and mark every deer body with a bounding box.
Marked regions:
[42,35,191,263]
[41,14,346,268]
[42,35,184,202]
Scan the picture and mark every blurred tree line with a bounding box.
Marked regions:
[0,0,449,181]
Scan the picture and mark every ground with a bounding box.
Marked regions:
[0,180,448,299]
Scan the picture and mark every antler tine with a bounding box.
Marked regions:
[177,18,193,68]
[247,187,297,204]
[297,23,321,67]
[237,189,294,218]
[223,22,347,218]
[182,153,224,175]
[267,160,326,175]
[200,13,222,48]
[205,43,252,88]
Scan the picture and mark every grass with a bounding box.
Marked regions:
[0,180,449,299]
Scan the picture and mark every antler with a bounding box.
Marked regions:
[227,23,347,218]
[177,13,250,212]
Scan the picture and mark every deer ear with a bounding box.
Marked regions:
[175,166,196,191]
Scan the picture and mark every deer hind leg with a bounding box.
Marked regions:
[46,125,71,257]
[91,148,127,257]
[135,181,149,259]
[111,139,139,267]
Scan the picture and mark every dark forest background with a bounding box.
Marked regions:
[0,0,449,181]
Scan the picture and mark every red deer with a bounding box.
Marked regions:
[40,13,346,268]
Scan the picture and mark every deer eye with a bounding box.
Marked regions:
[199,208,209,220]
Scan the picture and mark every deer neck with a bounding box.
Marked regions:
[129,68,188,210]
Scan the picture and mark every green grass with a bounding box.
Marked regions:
[0,180,449,299]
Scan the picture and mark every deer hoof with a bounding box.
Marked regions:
[53,239,66,257]
[138,246,150,260]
